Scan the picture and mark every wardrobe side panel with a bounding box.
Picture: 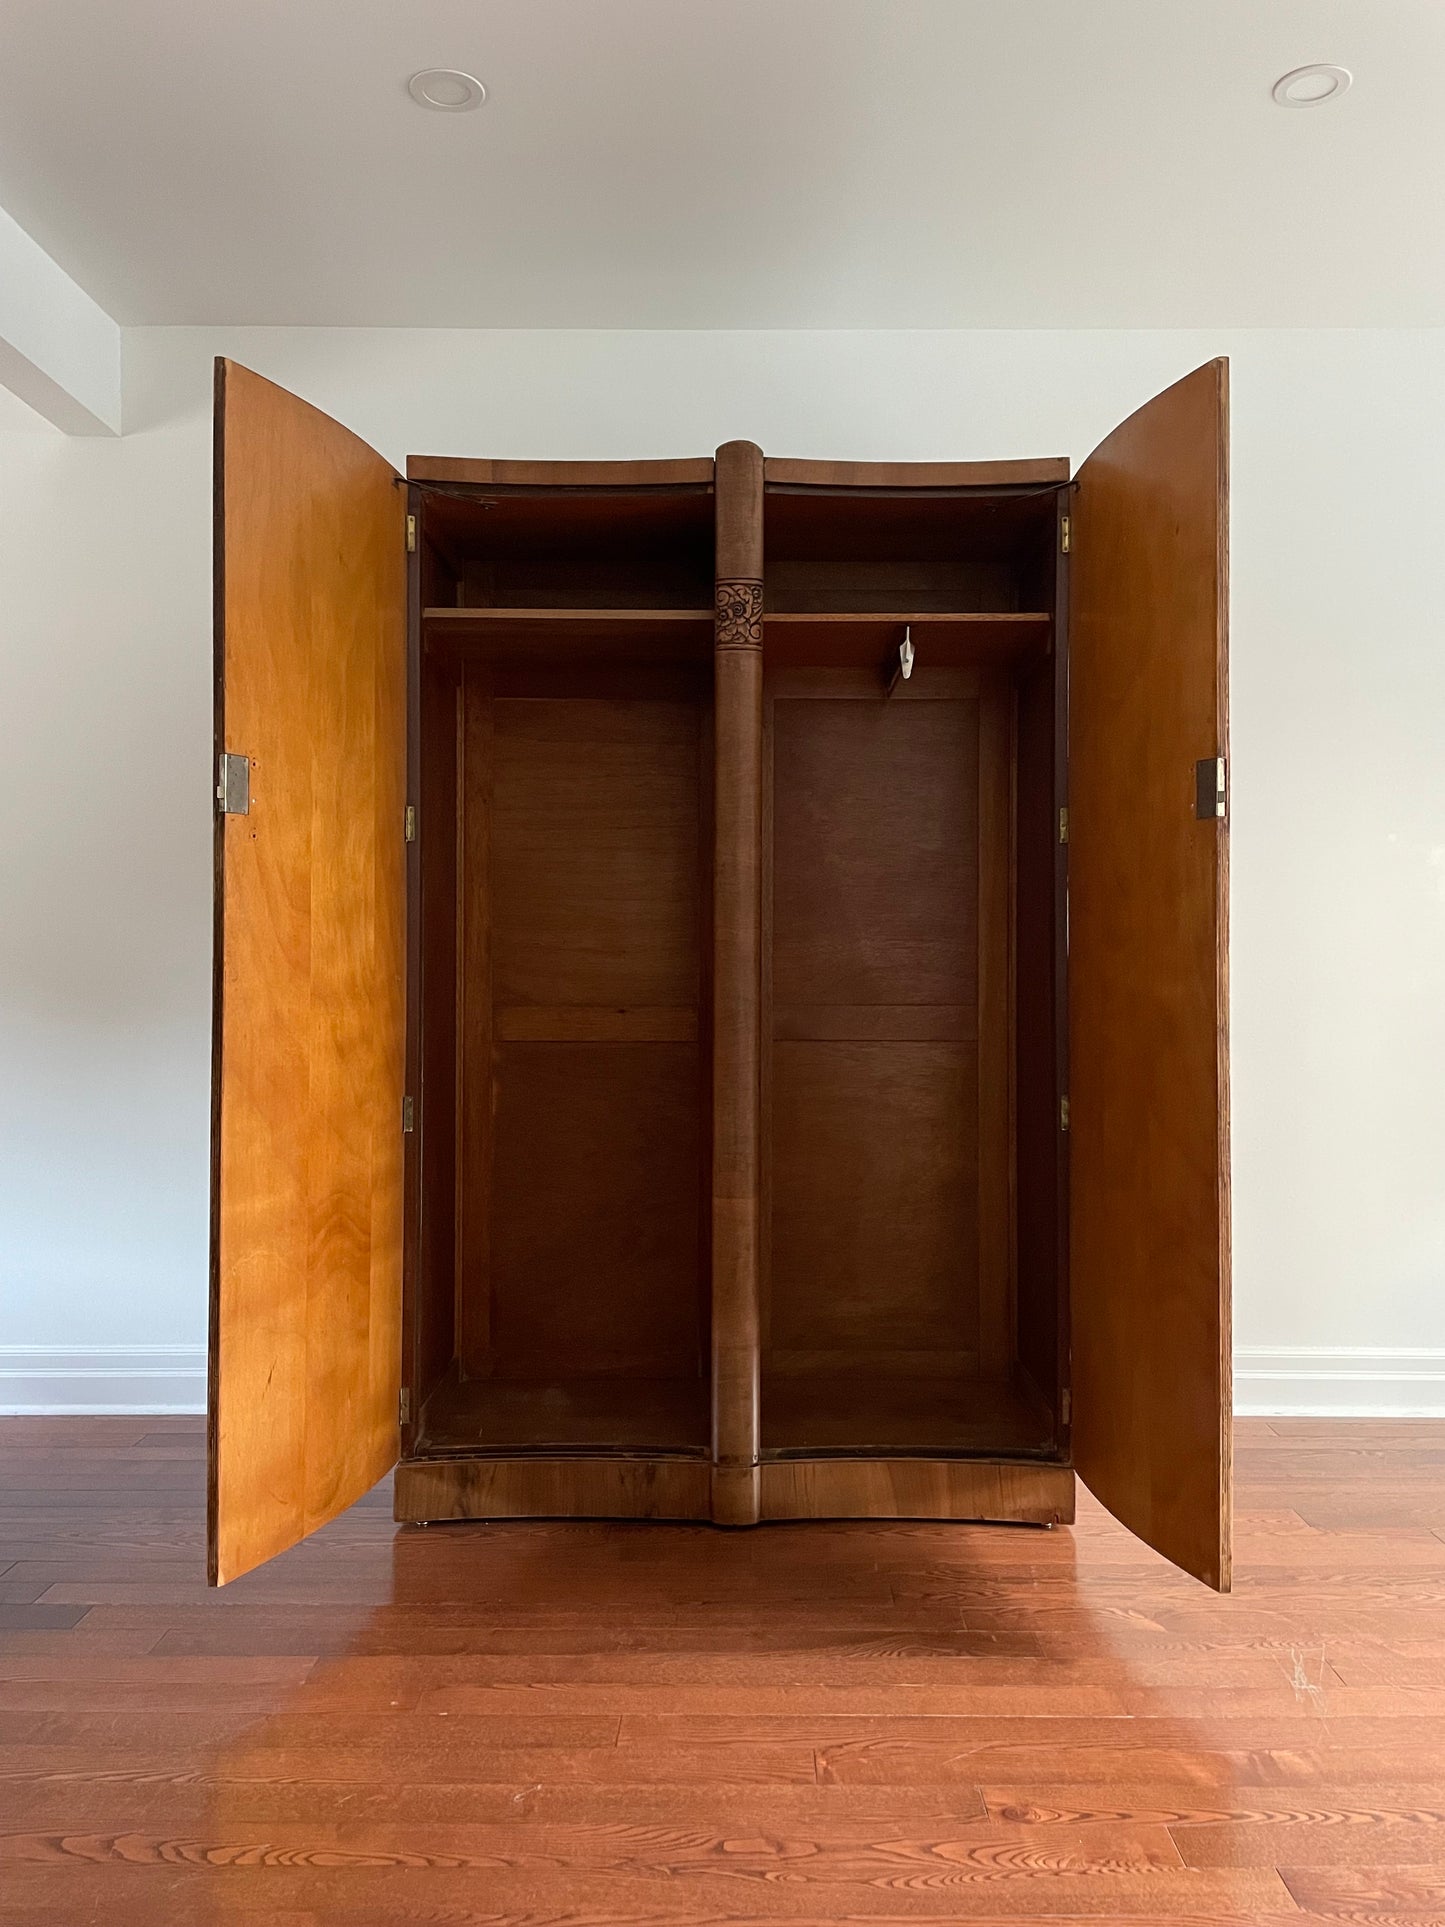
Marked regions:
[413,651,461,1408]
[1014,655,1062,1413]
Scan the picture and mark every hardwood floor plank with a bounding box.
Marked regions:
[256,1648,1347,1696]
[0,1817,1191,1871]
[0,1605,88,1631]
[2,1414,1444,1922]
[0,1911,1325,1927]
[983,1785,1445,1823]
[0,1582,51,1605]
[1178,1819,1445,1866]
[0,1777,994,1829]
[0,1654,318,1684]
[0,1863,1297,1919]
[0,1737,819,1786]
[1281,1863,1445,1914]
[412,1680,1141,1715]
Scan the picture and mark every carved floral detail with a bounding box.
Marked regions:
[715,578,764,649]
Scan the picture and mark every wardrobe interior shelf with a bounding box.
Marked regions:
[423,605,714,665]
[764,610,1050,669]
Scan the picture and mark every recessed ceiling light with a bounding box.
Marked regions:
[408,68,486,112]
[1272,63,1352,108]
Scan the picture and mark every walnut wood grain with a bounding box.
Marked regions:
[455,662,494,1377]
[393,1456,711,1522]
[210,361,406,1586]
[764,456,1071,487]
[422,607,713,666]
[761,1375,1054,1455]
[1069,358,1231,1591]
[454,683,707,1389]
[416,1377,709,1455]
[407,455,714,487]
[710,441,765,1526]
[411,648,460,1417]
[759,1458,1074,1522]
[762,675,1022,1451]
[977,671,1015,1381]
[763,610,1050,668]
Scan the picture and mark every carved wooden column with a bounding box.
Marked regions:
[711,440,764,1525]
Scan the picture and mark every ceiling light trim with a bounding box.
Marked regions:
[408,69,487,113]
[1272,64,1352,108]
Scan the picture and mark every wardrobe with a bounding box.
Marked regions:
[209,357,1231,1590]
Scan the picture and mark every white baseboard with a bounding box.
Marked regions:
[1234,1346,1445,1417]
[0,1346,207,1415]
[1,1344,1443,1419]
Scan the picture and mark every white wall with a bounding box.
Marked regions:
[0,201,120,435]
[2,326,1444,1412]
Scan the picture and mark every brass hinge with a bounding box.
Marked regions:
[1060,1388,1072,1426]
[402,1095,415,1134]
[1058,805,1069,845]
[404,804,416,843]
[217,752,250,816]
[406,513,417,553]
[1060,513,1071,554]
[398,1387,411,1427]
[1060,1095,1070,1132]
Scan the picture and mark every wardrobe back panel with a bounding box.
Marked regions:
[459,683,708,1384]
[422,489,714,611]
[771,1038,979,1367]
[491,1041,702,1376]
[1014,654,1063,1410]
[491,699,701,1011]
[765,489,1056,615]
[766,691,996,1379]
[771,698,979,1012]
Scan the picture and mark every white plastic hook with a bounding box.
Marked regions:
[885,624,915,697]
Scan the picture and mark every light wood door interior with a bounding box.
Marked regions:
[209,360,406,1585]
[1069,358,1232,1591]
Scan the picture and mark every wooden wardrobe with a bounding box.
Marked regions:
[209,357,1231,1591]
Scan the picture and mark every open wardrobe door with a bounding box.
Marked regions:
[1068,359,1232,1591]
[209,360,408,1584]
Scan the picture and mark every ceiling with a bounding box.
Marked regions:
[0,0,1440,328]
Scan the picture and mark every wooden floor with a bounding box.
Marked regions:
[2,1420,1445,1923]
